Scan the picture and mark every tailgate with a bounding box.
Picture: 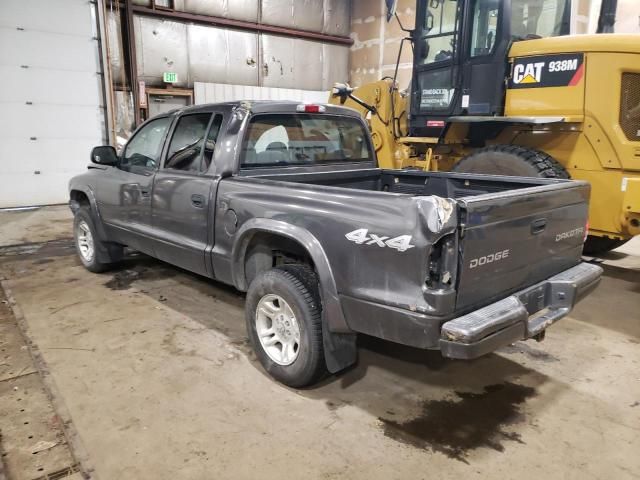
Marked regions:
[455,181,590,311]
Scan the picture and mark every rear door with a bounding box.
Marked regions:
[455,181,590,310]
[151,111,224,276]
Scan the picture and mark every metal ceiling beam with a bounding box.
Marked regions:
[130,4,354,46]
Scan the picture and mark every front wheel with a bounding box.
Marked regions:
[245,265,326,388]
[73,207,122,273]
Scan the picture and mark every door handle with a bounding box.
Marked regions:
[531,218,547,235]
[191,194,205,208]
[140,188,150,198]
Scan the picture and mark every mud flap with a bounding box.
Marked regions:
[95,242,124,264]
[322,327,357,374]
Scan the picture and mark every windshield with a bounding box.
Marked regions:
[240,114,373,168]
[511,0,570,39]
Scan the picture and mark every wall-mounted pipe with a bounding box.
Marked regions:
[97,0,117,145]
[125,0,141,125]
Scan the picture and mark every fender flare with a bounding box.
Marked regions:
[232,219,357,373]
[68,185,108,241]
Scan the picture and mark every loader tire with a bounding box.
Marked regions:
[583,237,629,255]
[452,144,570,179]
[454,145,632,254]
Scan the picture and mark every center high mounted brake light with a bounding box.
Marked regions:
[296,104,326,113]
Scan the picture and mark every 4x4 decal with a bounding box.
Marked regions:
[345,228,415,252]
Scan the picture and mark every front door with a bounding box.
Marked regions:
[410,0,462,137]
[95,116,172,254]
[151,111,224,277]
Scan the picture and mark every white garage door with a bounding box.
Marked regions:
[0,0,105,208]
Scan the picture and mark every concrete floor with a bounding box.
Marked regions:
[0,207,639,480]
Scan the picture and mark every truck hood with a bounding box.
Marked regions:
[509,34,640,57]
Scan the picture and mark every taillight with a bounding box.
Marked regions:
[296,104,325,113]
[425,234,456,289]
[584,221,589,243]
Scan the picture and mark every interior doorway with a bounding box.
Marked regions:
[145,88,193,118]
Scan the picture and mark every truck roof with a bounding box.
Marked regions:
[166,100,360,118]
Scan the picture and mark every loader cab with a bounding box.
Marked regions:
[409,0,571,137]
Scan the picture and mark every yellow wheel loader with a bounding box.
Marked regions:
[330,0,640,254]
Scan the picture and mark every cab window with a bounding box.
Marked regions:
[417,0,460,65]
[202,114,224,171]
[165,113,212,172]
[470,0,500,57]
[121,117,171,172]
[511,0,569,39]
[241,114,372,168]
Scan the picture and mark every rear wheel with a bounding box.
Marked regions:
[452,144,569,179]
[245,264,326,388]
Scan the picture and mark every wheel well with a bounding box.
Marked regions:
[243,232,315,289]
[70,190,90,207]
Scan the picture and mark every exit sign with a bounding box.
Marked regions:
[163,72,178,83]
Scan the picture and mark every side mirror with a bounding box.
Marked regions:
[331,83,353,103]
[90,146,118,166]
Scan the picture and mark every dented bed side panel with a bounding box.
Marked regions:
[213,174,460,324]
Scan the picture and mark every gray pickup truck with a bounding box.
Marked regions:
[69,101,602,387]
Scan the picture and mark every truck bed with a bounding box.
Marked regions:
[247,166,567,198]
[242,166,590,321]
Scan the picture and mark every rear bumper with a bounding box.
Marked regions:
[439,262,602,359]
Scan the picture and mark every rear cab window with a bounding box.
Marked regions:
[240,114,373,169]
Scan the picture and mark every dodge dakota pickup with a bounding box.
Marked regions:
[69,101,602,387]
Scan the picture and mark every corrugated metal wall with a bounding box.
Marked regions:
[110,0,350,91]
[132,0,350,34]
[193,82,328,104]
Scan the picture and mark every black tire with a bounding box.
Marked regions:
[583,236,629,255]
[245,264,326,388]
[73,207,122,273]
[453,144,570,179]
[454,145,632,255]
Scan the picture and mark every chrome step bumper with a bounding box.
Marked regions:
[439,262,603,359]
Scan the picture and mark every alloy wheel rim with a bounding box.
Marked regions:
[76,220,95,262]
[255,294,301,366]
